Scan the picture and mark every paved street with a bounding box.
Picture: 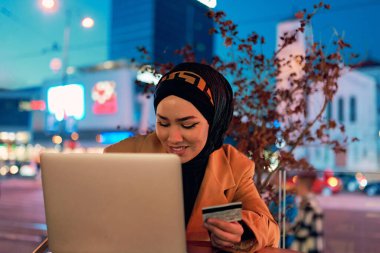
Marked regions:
[0,179,46,253]
[317,194,380,253]
[0,178,379,253]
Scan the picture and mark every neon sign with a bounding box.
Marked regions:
[92,81,118,115]
[47,84,85,121]
[19,100,46,111]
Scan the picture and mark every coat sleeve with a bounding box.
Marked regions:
[232,159,280,251]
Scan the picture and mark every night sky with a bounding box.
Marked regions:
[1,0,379,89]
[1,0,109,89]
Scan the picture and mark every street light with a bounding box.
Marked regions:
[39,0,94,82]
[39,0,94,151]
[39,0,58,12]
[61,10,94,84]
[81,17,95,29]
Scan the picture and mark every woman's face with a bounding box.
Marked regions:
[156,95,209,163]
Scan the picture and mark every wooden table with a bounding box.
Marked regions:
[34,238,299,253]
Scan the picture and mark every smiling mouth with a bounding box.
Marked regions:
[168,146,188,155]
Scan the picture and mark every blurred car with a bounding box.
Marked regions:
[312,176,342,195]
[363,181,380,196]
[335,172,368,192]
[287,170,343,196]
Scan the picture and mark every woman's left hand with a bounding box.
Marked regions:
[203,218,244,249]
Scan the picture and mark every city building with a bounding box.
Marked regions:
[109,0,214,64]
[307,67,379,172]
[359,61,380,162]
[276,20,380,172]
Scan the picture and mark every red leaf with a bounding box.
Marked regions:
[215,11,226,20]
[224,37,233,47]
[208,28,217,35]
[328,120,337,129]
[324,4,331,9]
[337,39,351,49]
[316,128,324,138]
[224,20,233,26]
[248,33,259,44]
[254,54,264,62]
[295,11,304,19]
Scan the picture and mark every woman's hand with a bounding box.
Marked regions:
[203,218,244,250]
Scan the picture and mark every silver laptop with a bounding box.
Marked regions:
[40,153,186,253]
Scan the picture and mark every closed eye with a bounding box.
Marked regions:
[182,123,199,129]
[157,121,169,127]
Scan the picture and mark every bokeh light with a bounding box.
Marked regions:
[81,17,95,28]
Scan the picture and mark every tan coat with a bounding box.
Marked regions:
[104,132,280,251]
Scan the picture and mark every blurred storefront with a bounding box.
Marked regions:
[0,87,44,178]
[0,61,157,178]
[37,60,157,148]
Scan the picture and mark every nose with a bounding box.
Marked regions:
[167,126,183,143]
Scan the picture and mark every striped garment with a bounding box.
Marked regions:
[288,193,324,253]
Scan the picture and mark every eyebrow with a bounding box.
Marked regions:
[157,114,197,122]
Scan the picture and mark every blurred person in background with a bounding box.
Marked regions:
[105,62,279,252]
[288,170,324,253]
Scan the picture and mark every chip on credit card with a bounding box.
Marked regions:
[202,202,242,223]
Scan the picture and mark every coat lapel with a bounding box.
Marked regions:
[186,147,236,240]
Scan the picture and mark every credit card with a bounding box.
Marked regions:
[202,202,242,222]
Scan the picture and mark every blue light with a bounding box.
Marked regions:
[273,120,281,128]
[98,132,135,144]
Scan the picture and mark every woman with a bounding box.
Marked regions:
[104,62,279,252]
